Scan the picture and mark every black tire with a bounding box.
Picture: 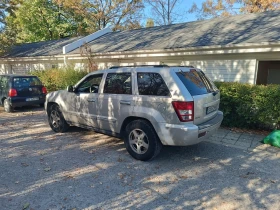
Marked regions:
[47,104,69,133]
[124,120,162,161]
[4,99,13,113]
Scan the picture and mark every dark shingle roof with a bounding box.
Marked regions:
[2,37,81,58]
[70,10,280,54]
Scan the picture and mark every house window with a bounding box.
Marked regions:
[52,64,58,69]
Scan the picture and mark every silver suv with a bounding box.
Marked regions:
[45,65,223,161]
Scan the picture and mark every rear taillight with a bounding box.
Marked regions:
[9,89,17,97]
[172,101,194,122]
[42,86,47,94]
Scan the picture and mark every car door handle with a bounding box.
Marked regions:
[87,99,96,102]
[120,100,131,105]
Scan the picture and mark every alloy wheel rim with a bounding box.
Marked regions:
[50,109,61,128]
[129,129,149,154]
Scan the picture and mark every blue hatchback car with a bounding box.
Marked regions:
[0,74,47,112]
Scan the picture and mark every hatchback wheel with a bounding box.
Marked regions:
[124,120,162,161]
[48,104,69,132]
[4,99,13,113]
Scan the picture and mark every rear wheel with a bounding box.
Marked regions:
[124,120,162,161]
[4,99,13,113]
[48,104,69,133]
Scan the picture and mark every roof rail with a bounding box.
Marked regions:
[174,65,194,68]
[109,65,169,69]
[108,65,194,69]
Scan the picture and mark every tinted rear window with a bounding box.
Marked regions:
[176,70,218,96]
[13,77,42,88]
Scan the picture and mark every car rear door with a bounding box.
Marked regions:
[97,71,135,133]
[174,68,220,125]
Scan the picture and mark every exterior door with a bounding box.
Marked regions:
[97,72,134,133]
[268,69,280,84]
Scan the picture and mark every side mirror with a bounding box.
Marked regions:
[67,85,74,92]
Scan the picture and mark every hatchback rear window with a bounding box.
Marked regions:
[13,77,42,88]
[176,70,218,96]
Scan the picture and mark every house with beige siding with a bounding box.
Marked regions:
[1,10,280,85]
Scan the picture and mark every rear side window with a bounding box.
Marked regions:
[137,73,170,96]
[103,73,132,94]
[176,70,218,96]
[13,77,42,88]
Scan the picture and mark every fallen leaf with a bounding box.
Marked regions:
[271,180,276,183]
[44,167,51,172]
[21,163,29,167]
[23,203,29,210]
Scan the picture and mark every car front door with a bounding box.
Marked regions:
[97,72,135,133]
[66,73,104,128]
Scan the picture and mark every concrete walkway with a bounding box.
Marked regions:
[205,128,280,155]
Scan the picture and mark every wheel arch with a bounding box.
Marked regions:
[120,116,157,138]
[46,102,58,116]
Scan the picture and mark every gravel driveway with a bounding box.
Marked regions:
[0,106,280,210]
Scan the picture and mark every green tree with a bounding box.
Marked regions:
[0,0,22,27]
[57,0,144,31]
[189,0,280,19]
[0,26,17,55]
[7,0,84,43]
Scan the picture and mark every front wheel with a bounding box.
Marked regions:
[4,99,13,113]
[124,120,162,161]
[48,104,69,133]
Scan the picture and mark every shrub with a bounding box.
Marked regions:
[215,82,280,130]
[30,67,88,92]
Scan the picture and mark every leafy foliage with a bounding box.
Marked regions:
[146,18,154,27]
[7,0,86,43]
[215,82,280,130]
[0,26,17,55]
[189,0,280,19]
[30,67,88,92]
[0,0,21,26]
[55,0,144,31]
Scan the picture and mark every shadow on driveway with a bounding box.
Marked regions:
[0,110,279,210]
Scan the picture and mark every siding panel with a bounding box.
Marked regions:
[182,59,257,84]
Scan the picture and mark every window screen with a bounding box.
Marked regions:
[137,73,170,96]
[103,73,132,94]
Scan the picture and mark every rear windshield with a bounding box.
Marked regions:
[13,77,42,88]
[176,70,218,96]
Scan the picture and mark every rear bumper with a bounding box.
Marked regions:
[9,96,46,107]
[156,111,223,146]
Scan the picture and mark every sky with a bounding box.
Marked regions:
[143,0,204,25]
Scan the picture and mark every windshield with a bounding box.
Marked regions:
[13,77,42,88]
[176,69,218,96]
